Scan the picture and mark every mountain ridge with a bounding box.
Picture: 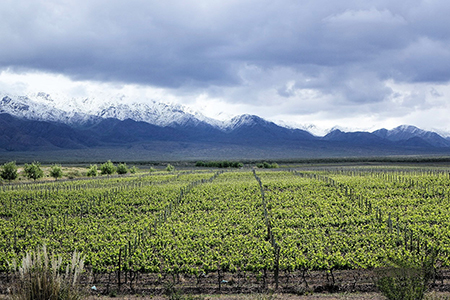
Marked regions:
[3,92,449,137]
[2,92,450,160]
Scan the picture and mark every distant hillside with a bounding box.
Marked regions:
[2,92,450,161]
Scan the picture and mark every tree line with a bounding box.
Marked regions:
[195,160,243,168]
[0,160,140,182]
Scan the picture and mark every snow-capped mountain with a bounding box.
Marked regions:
[0,92,223,128]
[3,92,315,131]
[0,93,98,125]
[2,91,450,159]
[373,125,450,147]
[224,114,270,131]
[96,101,224,128]
[2,91,450,154]
[374,125,427,141]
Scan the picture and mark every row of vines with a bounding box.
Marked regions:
[1,166,450,292]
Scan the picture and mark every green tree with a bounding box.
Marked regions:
[100,160,116,176]
[87,164,98,177]
[257,162,278,169]
[24,162,44,181]
[49,164,63,181]
[166,164,175,172]
[117,163,128,175]
[195,161,205,167]
[0,161,18,181]
[129,165,138,174]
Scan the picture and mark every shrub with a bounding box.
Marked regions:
[8,245,85,300]
[376,249,438,300]
[86,165,98,177]
[129,166,138,174]
[195,161,243,168]
[50,164,63,181]
[66,170,82,179]
[0,161,18,181]
[116,163,128,175]
[166,164,175,172]
[100,160,116,176]
[24,162,44,181]
[256,162,278,169]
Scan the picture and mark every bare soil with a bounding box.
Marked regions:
[3,268,450,299]
[83,291,450,300]
[4,292,450,300]
[84,293,385,300]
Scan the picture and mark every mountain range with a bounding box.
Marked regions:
[1,92,450,161]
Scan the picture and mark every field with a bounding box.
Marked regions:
[2,164,450,298]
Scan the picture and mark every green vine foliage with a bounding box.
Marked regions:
[0,167,449,285]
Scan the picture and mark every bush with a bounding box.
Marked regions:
[256,162,278,169]
[8,245,85,300]
[166,164,175,172]
[86,165,98,177]
[376,249,438,300]
[129,166,138,174]
[100,160,116,176]
[66,170,81,179]
[195,161,243,168]
[116,163,128,175]
[50,164,63,181]
[24,162,44,181]
[1,161,18,181]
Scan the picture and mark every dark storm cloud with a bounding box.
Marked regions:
[1,0,450,107]
[0,0,241,87]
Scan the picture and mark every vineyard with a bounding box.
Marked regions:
[2,166,450,295]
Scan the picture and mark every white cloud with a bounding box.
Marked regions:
[324,8,407,25]
[2,0,450,134]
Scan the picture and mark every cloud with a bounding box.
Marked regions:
[392,38,450,82]
[1,0,450,133]
[324,8,407,24]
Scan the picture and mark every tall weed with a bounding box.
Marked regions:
[376,248,438,300]
[8,245,85,300]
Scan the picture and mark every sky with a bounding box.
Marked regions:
[1,0,450,135]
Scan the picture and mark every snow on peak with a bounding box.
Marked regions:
[0,91,222,128]
[382,125,429,141]
[272,120,329,136]
[392,125,421,134]
[3,91,448,140]
[225,114,266,130]
[97,101,193,127]
[327,125,352,134]
[0,92,80,124]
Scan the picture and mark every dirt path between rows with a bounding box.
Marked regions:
[83,291,450,300]
[85,293,383,300]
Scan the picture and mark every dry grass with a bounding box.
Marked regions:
[7,245,85,300]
